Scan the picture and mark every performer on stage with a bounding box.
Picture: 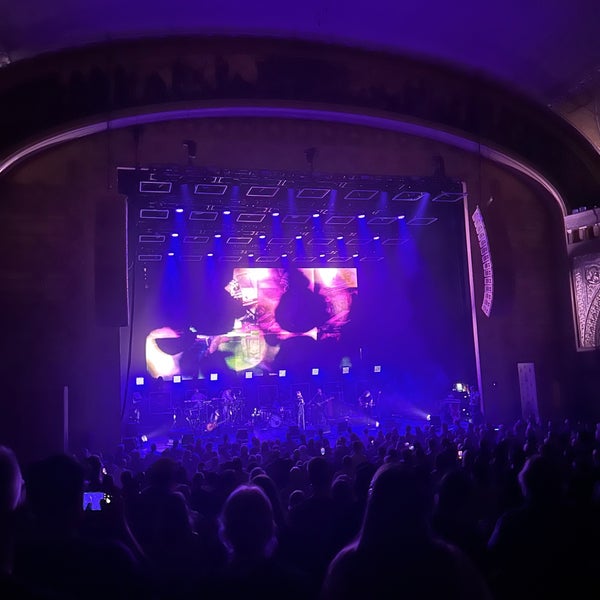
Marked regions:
[358,389,375,422]
[221,387,236,419]
[309,387,329,427]
[296,390,306,430]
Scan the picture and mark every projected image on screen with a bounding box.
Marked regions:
[146,267,357,379]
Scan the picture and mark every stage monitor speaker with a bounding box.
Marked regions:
[182,433,195,446]
[236,428,248,442]
[95,195,129,327]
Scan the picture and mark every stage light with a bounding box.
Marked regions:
[319,253,325,258]
[352,253,359,258]
[337,235,344,240]
[245,371,253,379]
[358,214,365,219]
[375,421,380,428]
[214,233,222,238]
[210,373,218,381]
[278,369,286,377]
[374,365,382,373]
[173,375,182,383]
[175,208,184,213]
[373,235,380,240]
[342,366,350,374]
[426,414,431,421]
[140,434,148,443]
[135,377,144,386]
[281,253,288,258]
[273,211,280,217]
[313,213,320,218]
[311,368,319,375]
[259,234,266,239]
[167,252,175,257]
[171,233,179,238]
[207,252,214,257]
[295,234,302,239]
[223,209,231,215]
[398,215,405,220]
[248,253,254,258]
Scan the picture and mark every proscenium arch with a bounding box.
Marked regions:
[0,103,568,216]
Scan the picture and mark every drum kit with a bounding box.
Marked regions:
[181,389,248,432]
[250,405,293,429]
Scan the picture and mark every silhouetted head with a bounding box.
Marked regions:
[219,485,276,560]
[360,464,432,549]
[307,456,331,492]
[0,446,22,515]
[147,458,178,490]
[518,454,562,505]
[26,454,84,525]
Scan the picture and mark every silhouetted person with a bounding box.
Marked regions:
[322,463,491,600]
[216,485,308,600]
[487,453,591,599]
[15,454,140,599]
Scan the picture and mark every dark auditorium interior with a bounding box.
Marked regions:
[1,2,600,598]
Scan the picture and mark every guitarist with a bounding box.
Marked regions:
[309,387,330,427]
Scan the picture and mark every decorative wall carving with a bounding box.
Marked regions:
[572,253,600,348]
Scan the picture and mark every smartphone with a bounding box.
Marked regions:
[83,491,110,511]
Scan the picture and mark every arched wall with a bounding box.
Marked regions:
[0,114,573,461]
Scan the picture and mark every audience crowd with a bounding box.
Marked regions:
[2,416,600,599]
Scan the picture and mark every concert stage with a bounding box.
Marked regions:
[120,165,478,447]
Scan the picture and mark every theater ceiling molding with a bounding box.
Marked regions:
[0,105,568,218]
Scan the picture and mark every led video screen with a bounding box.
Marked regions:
[145,267,358,379]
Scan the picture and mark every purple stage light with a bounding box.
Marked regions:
[135,377,144,386]
[175,208,184,213]
[171,233,179,238]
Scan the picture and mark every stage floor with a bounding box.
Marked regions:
[122,411,439,454]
